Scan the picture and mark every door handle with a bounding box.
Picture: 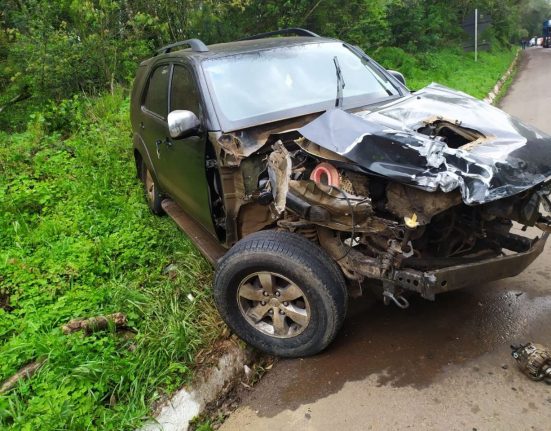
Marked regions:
[155,138,172,152]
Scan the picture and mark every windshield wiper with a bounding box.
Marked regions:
[333,56,346,108]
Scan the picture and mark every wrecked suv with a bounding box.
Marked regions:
[131,29,551,357]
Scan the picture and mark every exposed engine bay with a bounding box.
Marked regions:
[209,84,551,304]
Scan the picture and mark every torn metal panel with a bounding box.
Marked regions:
[298,84,551,205]
[267,141,292,214]
[217,114,321,165]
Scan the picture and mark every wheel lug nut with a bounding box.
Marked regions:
[283,301,289,306]
[279,310,285,315]
[263,291,269,296]
[261,301,266,306]
[275,291,280,297]
[268,309,274,314]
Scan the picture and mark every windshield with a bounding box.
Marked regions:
[202,42,400,130]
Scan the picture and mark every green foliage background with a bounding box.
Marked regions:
[1,0,549,124]
[0,0,548,429]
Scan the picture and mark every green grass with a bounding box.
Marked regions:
[0,45,519,430]
[373,46,518,99]
[0,91,222,430]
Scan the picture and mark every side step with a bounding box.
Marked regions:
[161,199,227,266]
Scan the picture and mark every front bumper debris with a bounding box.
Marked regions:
[391,233,548,300]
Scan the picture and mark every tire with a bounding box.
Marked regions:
[213,230,348,357]
[141,161,164,215]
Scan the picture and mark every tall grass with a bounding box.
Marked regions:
[0,90,221,430]
[373,46,518,99]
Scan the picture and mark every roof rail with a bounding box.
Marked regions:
[240,28,320,41]
[156,38,209,54]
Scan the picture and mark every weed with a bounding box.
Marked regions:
[374,46,518,99]
[0,90,222,430]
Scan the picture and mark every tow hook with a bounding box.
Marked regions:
[383,290,410,309]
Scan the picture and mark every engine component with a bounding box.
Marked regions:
[386,182,461,225]
[287,180,388,232]
[310,162,340,187]
[511,342,551,384]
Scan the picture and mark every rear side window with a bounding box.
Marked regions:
[143,64,170,118]
[170,65,201,117]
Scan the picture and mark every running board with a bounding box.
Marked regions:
[161,199,226,266]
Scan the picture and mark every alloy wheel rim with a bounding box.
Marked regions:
[237,271,310,338]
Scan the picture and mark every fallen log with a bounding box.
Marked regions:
[0,93,31,113]
[62,312,127,335]
[0,359,46,394]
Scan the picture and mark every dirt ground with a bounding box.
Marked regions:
[220,47,551,431]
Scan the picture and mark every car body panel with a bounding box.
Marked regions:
[298,83,551,205]
[131,59,217,235]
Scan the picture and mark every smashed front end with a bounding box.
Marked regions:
[211,84,551,303]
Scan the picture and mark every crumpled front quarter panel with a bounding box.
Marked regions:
[298,84,551,204]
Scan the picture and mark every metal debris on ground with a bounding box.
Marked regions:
[511,342,551,384]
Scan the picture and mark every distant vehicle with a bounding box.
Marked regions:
[543,19,551,48]
[130,28,551,357]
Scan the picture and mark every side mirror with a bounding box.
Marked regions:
[387,70,406,86]
[167,110,200,139]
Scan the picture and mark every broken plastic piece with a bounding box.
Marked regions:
[404,213,419,229]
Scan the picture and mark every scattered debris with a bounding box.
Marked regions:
[511,342,551,384]
[162,263,179,279]
[243,364,252,381]
[61,312,127,335]
[0,359,46,394]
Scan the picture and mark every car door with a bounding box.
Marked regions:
[140,62,171,184]
[159,63,214,231]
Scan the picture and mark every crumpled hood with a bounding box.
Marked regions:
[298,83,551,205]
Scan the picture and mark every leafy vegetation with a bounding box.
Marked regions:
[1,0,548,129]
[375,46,518,98]
[0,0,544,429]
[0,91,221,429]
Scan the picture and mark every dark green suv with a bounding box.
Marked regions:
[131,28,551,357]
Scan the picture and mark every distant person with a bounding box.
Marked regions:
[521,39,527,49]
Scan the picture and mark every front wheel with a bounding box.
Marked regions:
[213,230,348,357]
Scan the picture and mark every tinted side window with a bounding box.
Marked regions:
[143,64,170,118]
[170,65,201,116]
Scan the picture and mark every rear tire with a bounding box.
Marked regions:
[141,161,164,215]
[214,230,348,357]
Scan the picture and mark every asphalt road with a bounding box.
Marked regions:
[221,47,551,431]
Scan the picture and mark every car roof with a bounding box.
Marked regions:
[141,36,337,65]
